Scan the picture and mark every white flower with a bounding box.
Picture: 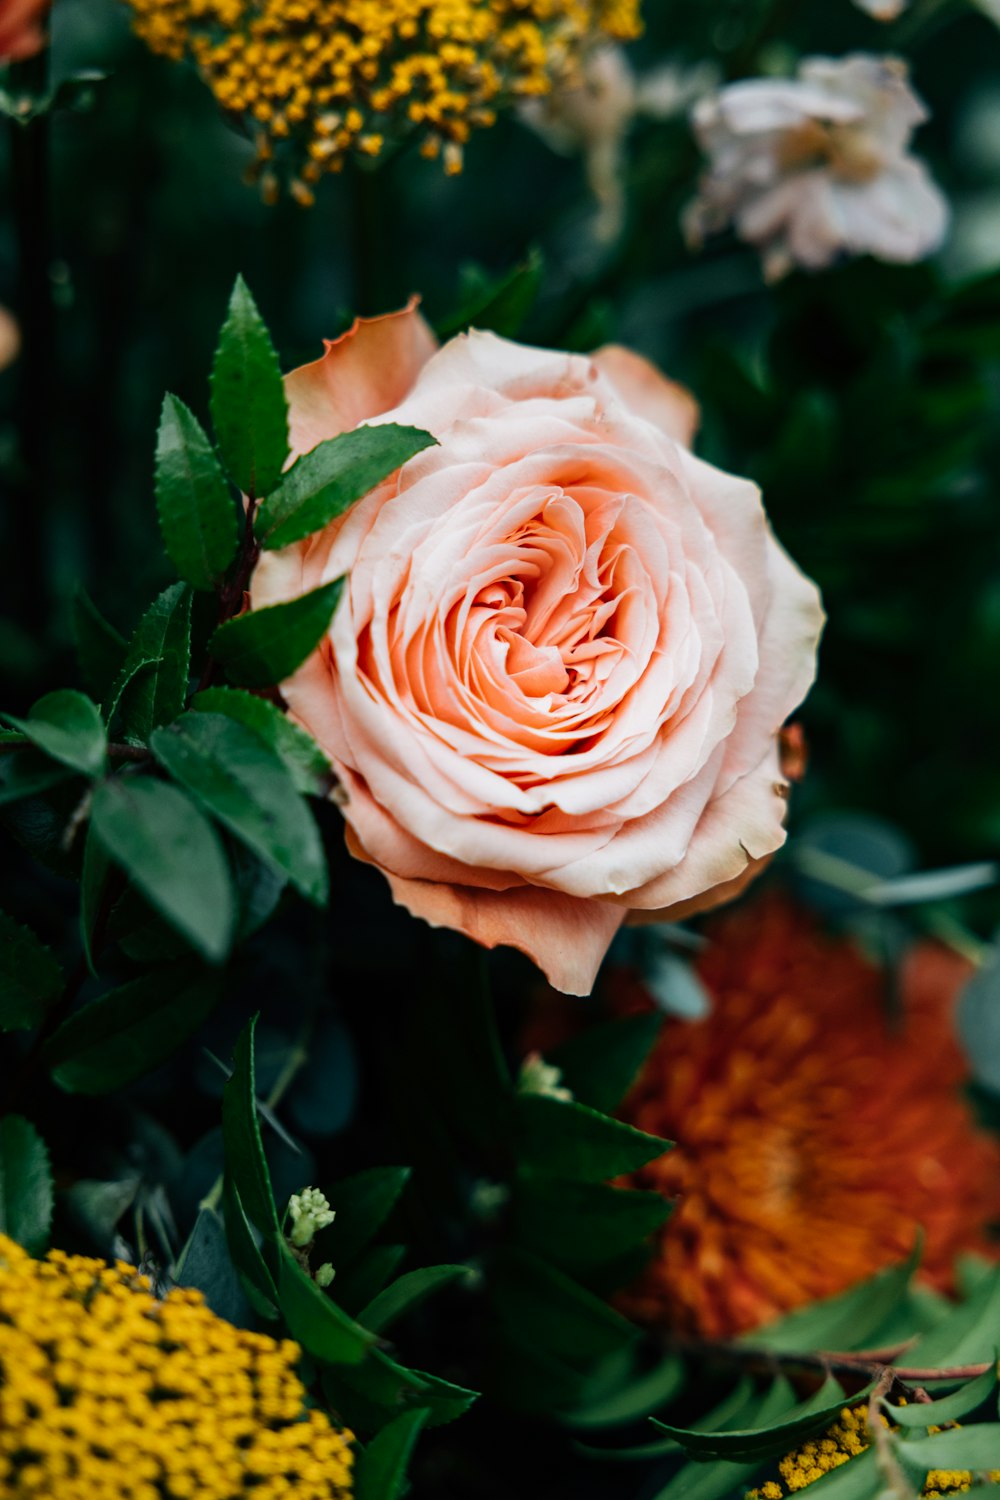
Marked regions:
[287,1187,335,1248]
[852,0,909,18]
[518,1052,574,1104]
[315,1263,336,1288]
[521,45,718,242]
[686,54,949,280]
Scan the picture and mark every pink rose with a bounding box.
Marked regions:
[0,0,50,61]
[252,304,824,994]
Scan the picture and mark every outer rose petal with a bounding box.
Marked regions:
[0,0,49,60]
[591,345,700,447]
[284,298,438,458]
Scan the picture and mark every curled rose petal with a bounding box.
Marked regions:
[253,317,824,994]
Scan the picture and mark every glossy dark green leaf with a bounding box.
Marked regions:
[490,1249,637,1365]
[360,1264,469,1334]
[907,1262,1000,1367]
[150,712,327,904]
[174,1204,252,1324]
[0,749,73,805]
[550,1012,663,1115]
[896,1424,1000,1472]
[653,1375,864,1463]
[258,424,437,551]
[4,690,106,777]
[90,777,234,962]
[356,1409,428,1500]
[276,1241,375,1366]
[886,1363,998,1427]
[155,393,239,591]
[210,276,289,497]
[335,1244,407,1316]
[437,249,543,339]
[749,1242,920,1354]
[209,580,342,689]
[513,1177,670,1272]
[648,1381,810,1500]
[0,1115,53,1255]
[222,1016,280,1237]
[221,1175,279,1318]
[0,910,63,1030]
[192,687,331,796]
[42,961,220,1093]
[112,584,192,741]
[516,1094,670,1182]
[323,1167,411,1265]
[565,1354,685,1430]
[72,586,126,703]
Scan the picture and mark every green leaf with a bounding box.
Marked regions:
[565,1354,685,1430]
[174,1204,252,1325]
[749,1242,921,1354]
[210,275,289,498]
[222,1175,279,1318]
[959,952,1000,1094]
[885,1363,998,1427]
[322,1167,411,1265]
[516,1093,670,1182]
[208,580,342,688]
[550,1013,663,1116]
[335,1244,407,1316]
[323,1351,476,1435]
[79,829,111,975]
[896,1424,1000,1473]
[112,584,192,741]
[360,1265,469,1334]
[276,1241,375,1366]
[653,1375,866,1463]
[3,690,106,777]
[192,687,331,795]
[257,424,437,551]
[356,1409,428,1500]
[0,1116,53,1255]
[513,1177,670,1273]
[155,393,239,591]
[648,1382,809,1500]
[490,1249,637,1365]
[907,1262,1000,1367]
[150,712,327,905]
[0,749,73,805]
[41,961,220,1093]
[73,586,126,702]
[222,1015,280,1238]
[0,910,63,1031]
[90,776,234,962]
[437,249,544,339]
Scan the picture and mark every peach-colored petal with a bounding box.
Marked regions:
[0,0,49,60]
[381,866,626,996]
[592,345,700,446]
[284,298,438,459]
[0,307,20,374]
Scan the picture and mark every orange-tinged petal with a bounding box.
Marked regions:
[592,344,700,447]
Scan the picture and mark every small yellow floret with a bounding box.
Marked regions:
[0,1234,353,1498]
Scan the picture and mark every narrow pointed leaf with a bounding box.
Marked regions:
[222,1016,279,1237]
[516,1093,670,1181]
[90,777,234,962]
[150,712,327,904]
[0,1116,53,1255]
[73,586,126,702]
[112,583,192,741]
[749,1242,921,1354]
[222,1175,279,1318]
[209,580,342,688]
[210,276,288,497]
[155,393,239,590]
[323,1167,412,1265]
[276,1241,376,1366]
[896,1424,1000,1472]
[79,829,111,975]
[356,1409,428,1500]
[549,1012,663,1114]
[886,1363,998,1427]
[4,690,106,777]
[0,910,63,1031]
[257,424,437,551]
[360,1265,469,1334]
[653,1376,867,1463]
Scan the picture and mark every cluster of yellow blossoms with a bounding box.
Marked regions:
[0,1235,353,1500]
[123,0,641,200]
[750,1404,1000,1499]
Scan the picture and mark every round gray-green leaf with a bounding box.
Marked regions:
[0,1115,54,1255]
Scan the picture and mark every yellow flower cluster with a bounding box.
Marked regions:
[750,1404,1000,1500]
[0,1234,353,1500]
[123,0,641,200]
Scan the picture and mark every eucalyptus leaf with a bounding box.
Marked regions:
[0,1115,53,1255]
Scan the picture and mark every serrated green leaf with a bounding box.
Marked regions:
[150,712,327,904]
[4,690,106,777]
[42,961,220,1093]
[209,580,342,688]
[896,1423,1000,1473]
[322,1351,476,1435]
[323,1167,411,1265]
[516,1093,670,1182]
[257,424,437,551]
[360,1264,468,1334]
[513,1177,670,1273]
[653,1375,865,1463]
[112,584,192,741]
[155,393,239,591]
[222,1174,279,1318]
[276,1241,375,1366]
[210,276,289,498]
[90,776,234,963]
[907,1263,1000,1368]
[222,1016,280,1237]
[73,586,126,702]
[0,1116,53,1255]
[356,1409,428,1500]
[749,1242,921,1354]
[550,1012,663,1114]
[437,249,544,339]
[886,1363,998,1427]
[0,910,63,1031]
[192,687,331,795]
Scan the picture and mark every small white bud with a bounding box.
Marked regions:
[287,1187,336,1248]
[315,1263,335,1288]
[518,1052,574,1104]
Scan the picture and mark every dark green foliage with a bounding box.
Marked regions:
[155,393,239,591]
[3,690,106,776]
[0,1115,53,1255]
[0,910,63,1030]
[210,276,289,499]
[208,580,343,687]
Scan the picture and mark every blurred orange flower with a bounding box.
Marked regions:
[0,0,50,61]
[613,896,1000,1339]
